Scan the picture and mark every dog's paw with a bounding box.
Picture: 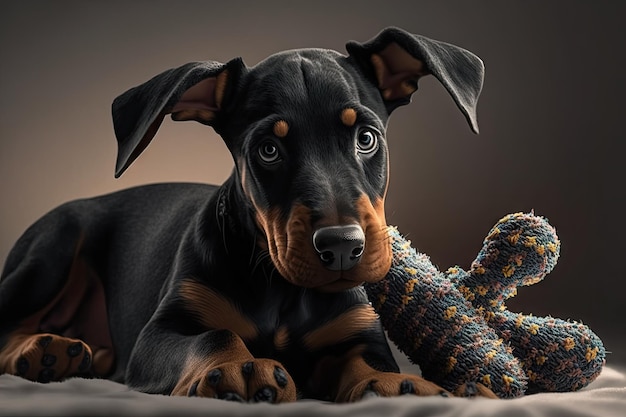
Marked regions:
[172,358,297,403]
[339,372,452,402]
[5,333,92,382]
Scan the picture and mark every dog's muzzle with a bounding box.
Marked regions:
[312,225,365,271]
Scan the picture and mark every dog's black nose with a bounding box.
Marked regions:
[313,225,365,271]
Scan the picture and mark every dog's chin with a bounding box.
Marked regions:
[272,259,387,292]
[314,279,363,293]
[272,262,363,291]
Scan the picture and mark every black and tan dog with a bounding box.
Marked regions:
[0,27,488,402]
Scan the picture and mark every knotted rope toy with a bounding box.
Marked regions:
[365,212,605,398]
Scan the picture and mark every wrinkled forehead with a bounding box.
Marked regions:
[240,48,382,118]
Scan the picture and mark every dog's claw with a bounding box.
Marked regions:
[242,361,254,377]
[67,342,83,357]
[361,381,380,399]
[400,379,415,395]
[362,390,380,399]
[188,381,199,397]
[463,381,478,397]
[78,351,91,372]
[207,369,222,387]
[253,386,276,403]
[38,335,52,348]
[273,366,288,388]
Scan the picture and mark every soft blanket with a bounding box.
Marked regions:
[1,365,624,417]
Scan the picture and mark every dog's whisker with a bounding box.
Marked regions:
[248,230,260,266]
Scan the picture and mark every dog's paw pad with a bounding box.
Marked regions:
[41,353,57,367]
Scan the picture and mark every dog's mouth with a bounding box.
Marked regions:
[256,197,392,291]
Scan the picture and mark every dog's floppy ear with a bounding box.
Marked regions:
[346,27,484,133]
[112,58,245,177]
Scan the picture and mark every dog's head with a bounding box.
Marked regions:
[112,27,484,292]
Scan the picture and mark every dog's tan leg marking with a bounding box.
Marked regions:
[274,325,290,351]
[302,304,378,351]
[314,346,451,402]
[178,279,259,341]
[171,331,296,403]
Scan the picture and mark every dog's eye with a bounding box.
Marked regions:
[356,129,378,154]
[258,141,281,164]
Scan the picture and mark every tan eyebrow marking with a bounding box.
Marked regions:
[273,120,289,138]
[341,108,357,127]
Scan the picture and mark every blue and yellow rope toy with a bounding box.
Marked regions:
[365,212,605,398]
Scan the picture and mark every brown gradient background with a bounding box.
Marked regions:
[1,1,624,365]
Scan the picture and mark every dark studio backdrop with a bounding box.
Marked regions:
[1,1,624,365]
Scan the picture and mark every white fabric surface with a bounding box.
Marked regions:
[0,365,624,417]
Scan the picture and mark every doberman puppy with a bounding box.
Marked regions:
[0,27,487,402]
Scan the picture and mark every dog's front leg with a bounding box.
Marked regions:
[126,300,297,403]
[329,345,452,402]
[171,329,297,402]
[317,341,498,401]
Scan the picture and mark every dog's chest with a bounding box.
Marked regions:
[235,285,370,358]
